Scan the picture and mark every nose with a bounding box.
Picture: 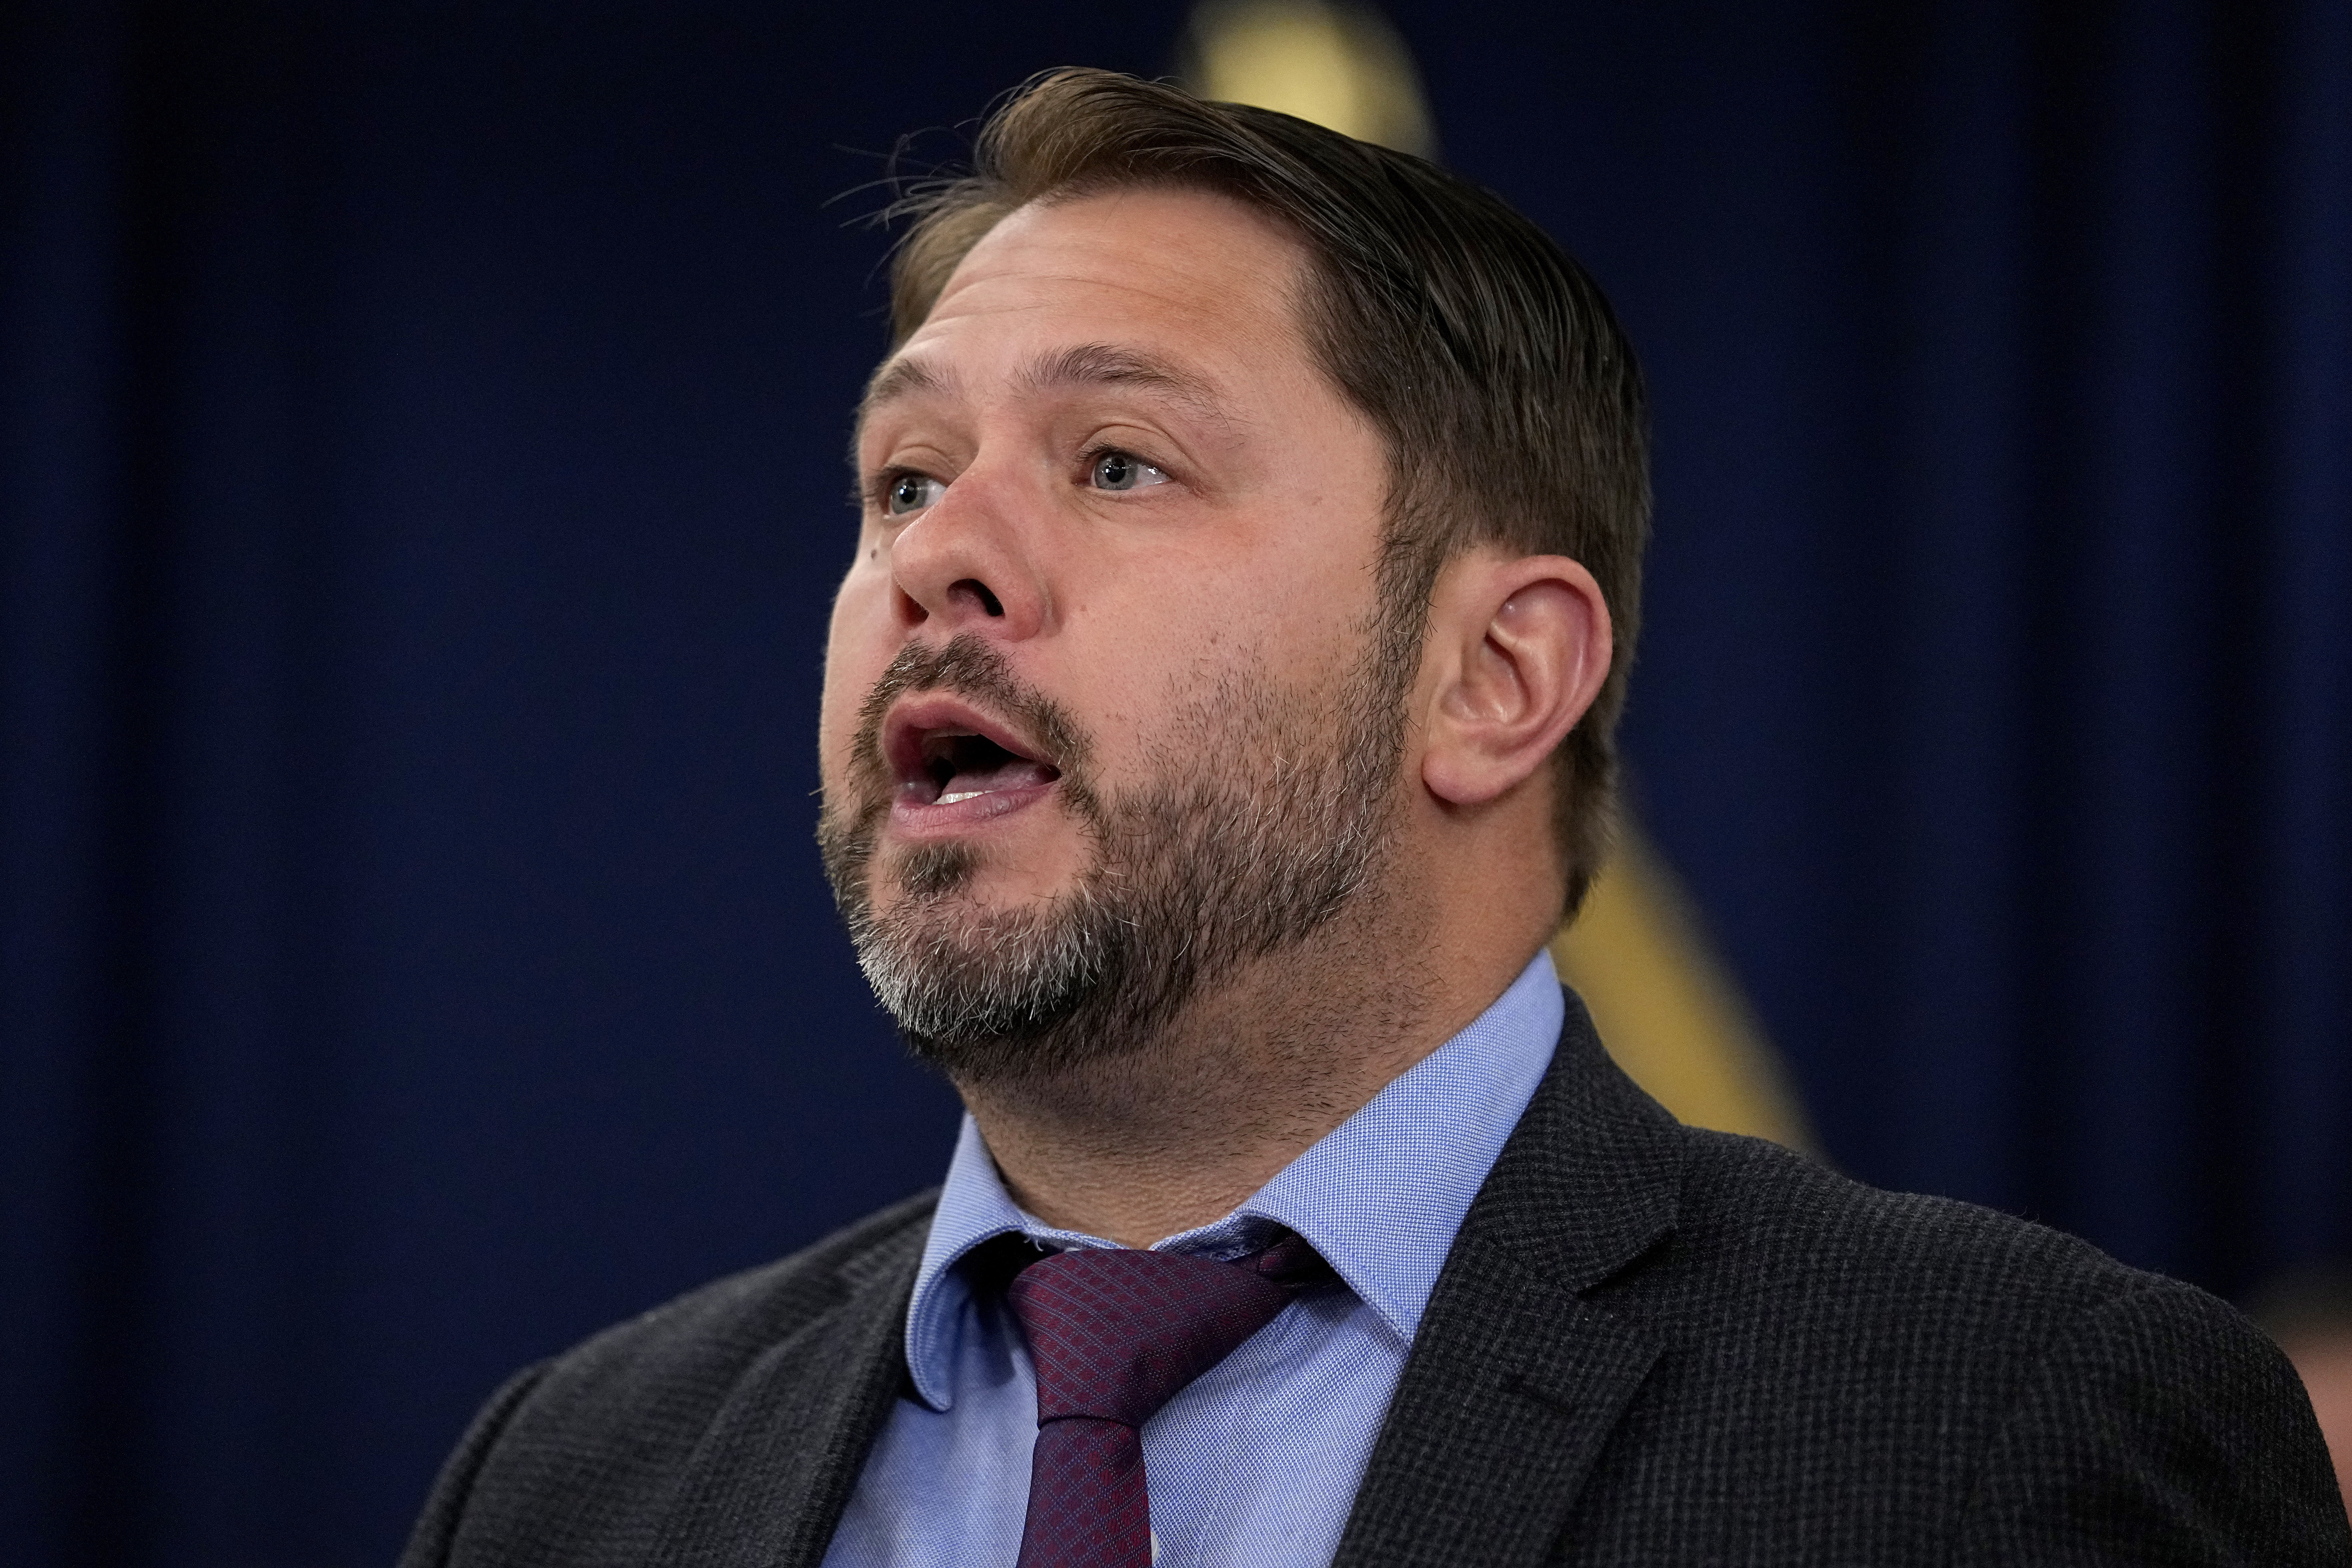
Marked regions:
[886,466,1050,641]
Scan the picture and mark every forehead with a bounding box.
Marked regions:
[867,187,1320,416]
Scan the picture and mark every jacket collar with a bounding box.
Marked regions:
[648,1219,926,1568]
[1332,988,1686,1568]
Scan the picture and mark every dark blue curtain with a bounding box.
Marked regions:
[3,2,2346,1564]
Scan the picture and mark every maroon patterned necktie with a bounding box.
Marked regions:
[1004,1233,1329,1568]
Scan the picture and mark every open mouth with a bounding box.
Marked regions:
[883,700,1062,812]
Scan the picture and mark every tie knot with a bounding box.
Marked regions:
[1006,1238,1326,1429]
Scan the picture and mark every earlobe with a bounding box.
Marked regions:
[1420,555,1611,809]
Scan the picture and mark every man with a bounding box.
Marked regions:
[400,69,2348,1566]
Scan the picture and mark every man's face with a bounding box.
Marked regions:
[818,187,1405,1076]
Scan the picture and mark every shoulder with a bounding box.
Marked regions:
[1661,1126,2162,1329]
[1573,1128,2346,1560]
[1492,1000,2185,1347]
[525,1186,938,1407]
[1631,1124,2284,1395]
[399,1190,938,1568]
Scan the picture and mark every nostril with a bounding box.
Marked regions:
[951,579,1005,618]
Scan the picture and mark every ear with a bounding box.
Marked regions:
[1419,552,1613,809]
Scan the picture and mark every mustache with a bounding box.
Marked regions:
[845,634,1094,805]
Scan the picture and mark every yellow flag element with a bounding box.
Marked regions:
[1179,0,1437,157]
[1552,830,1817,1153]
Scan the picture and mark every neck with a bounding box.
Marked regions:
[955,880,1546,1248]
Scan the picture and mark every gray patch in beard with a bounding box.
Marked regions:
[817,630,1406,1084]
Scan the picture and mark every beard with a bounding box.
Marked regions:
[816,630,1408,1085]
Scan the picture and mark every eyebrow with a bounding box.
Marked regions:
[858,356,951,425]
[856,342,1231,433]
[1016,343,1228,426]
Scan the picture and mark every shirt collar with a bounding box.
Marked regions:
[900,950,1565,1411]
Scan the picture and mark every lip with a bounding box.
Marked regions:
[879,695,1062,839]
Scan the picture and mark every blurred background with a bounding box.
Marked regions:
[5,1,2348,1561]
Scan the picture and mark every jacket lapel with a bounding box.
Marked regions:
[1333,989,1685,1568]
[650,1224,924,1568]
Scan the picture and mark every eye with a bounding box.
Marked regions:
[884,472,945,516]
[1089,450,1169,493]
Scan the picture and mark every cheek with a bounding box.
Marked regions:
[1220,553,1380,680]
[818,564,895,772]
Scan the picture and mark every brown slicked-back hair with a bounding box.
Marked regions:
[884,68,1650,916]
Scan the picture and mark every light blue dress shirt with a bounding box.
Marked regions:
[821,951,1565,1568]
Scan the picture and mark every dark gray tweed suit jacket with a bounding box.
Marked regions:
[401,995,2350,1566]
